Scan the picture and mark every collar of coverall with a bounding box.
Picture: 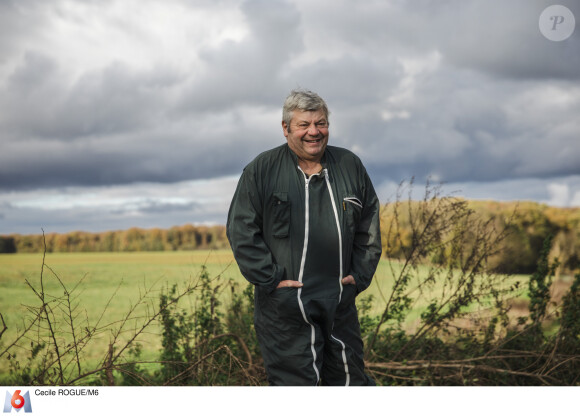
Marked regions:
[286,144,329,177]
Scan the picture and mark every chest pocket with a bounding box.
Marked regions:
[271,192,291,238]
[343,196,363,233]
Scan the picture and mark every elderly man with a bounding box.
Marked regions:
[226,89,381,386]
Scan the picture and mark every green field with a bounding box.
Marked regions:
[0,251,246,372]
[0,250,243,326]
[0,250,529,378]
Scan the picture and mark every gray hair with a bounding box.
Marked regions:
[282,89,330,127]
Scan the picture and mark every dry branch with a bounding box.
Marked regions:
[365,358,559,385]
[199,333,253,367]
[0,313,7,340]
[105,343,115,386]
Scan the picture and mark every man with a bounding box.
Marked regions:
[226,89,381,386]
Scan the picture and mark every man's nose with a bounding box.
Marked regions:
[307,124,320,135]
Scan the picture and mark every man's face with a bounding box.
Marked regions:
[282,109,329,163]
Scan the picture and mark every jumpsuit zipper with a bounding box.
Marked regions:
[296,166,350,386]
[296,167,321,384]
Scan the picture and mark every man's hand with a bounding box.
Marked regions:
[276,280,304,288]
[341,275,356,285]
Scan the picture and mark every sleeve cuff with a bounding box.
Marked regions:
[263,263,284,294]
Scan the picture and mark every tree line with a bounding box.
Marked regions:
[1,198,579,276]
[379,196,580,276]
[0,224,229,254]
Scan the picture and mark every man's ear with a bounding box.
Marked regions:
[282,121,289,138]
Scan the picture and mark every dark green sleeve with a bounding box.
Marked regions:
[349,167,382,294]
[226,167,284,293]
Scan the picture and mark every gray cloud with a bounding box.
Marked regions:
[0,204,208,235]
[431,0,580,80]
[0,0,579,232]
[110,199,200,215]
[0,0,300,190]
[295,0,580,80]
[177,0,303,113]
[0,176,239,234]
[0,52,181,140]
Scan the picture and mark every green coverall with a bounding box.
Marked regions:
[227,144,381,385]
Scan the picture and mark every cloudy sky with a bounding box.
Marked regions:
[0,0,579,235]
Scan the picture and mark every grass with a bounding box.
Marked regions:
[0,250,244,376]
[0,251,239,325]
[368,259,529,328]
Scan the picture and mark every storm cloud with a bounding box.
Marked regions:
[0,0,579,233]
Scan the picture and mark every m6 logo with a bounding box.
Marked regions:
[3,391,32,413]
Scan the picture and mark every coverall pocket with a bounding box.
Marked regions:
[270,287,301,315]
[338,284,357,308]
[255,287,303,334]
[343,196,363,232]
[272,192,290,238]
